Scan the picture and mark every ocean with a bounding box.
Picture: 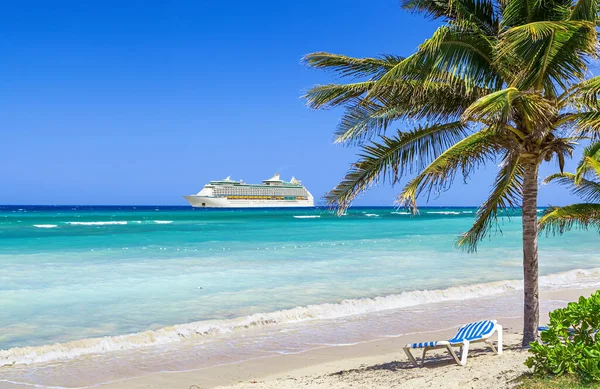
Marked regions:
[0,205,599,387]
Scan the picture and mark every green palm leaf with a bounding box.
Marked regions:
[304,82,375,109]
[302,52,404,79]
[574,141,600,182]
[396,129,502,212]
[334,78,488,143]
[558,111,600,139]
[325,121,468,210]
[539,203,600,234]
[402,0,499,34]
[561,75,600,108]
[462,87,520,123]
[458,152,524,251]
[570,0,600,22]
[498,21,597,94]
[373,22,498,94]
[414,21,499,88]
[502,0,571,28]
[544,172,600,205]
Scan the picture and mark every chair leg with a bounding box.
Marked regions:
[404,348,418,367]
[420,347,428,367]
[486,340,497,353]
[446,345,461,365]
[460,341,470,366]
[497,325,503,355]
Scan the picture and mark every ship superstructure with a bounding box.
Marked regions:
[184,174,314,208]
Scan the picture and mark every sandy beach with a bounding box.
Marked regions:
[86,287,595,389]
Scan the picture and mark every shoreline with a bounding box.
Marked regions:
[1,283,598,388]
[91,288,598,389]
[3,267,600,367]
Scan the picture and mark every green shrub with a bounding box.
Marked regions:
[525,291,600,382]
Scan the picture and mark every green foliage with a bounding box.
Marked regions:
[540,140,600,235]
[303,0,600,251]
[525,291,600,382]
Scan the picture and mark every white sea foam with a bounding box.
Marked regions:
[3,267,599,367]
[390,212,410,215]
[364,214,379,217]
[293,215,320,219]
[153,220,173,224]
[66,221,128,226]
[33,224,58,229]
[427,211,461,215]
[462,211,474,214]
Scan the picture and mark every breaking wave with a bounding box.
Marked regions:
[426,211,461,215]
[2,267,600,367]
[33,224,58,229]
[153,220,173,224]
[65,221,128,226]
[293,215,320,219]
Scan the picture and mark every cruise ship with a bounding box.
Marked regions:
[184,174,314,208]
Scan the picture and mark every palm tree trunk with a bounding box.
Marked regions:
[522,162,540,346]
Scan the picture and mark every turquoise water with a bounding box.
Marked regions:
[0,205,598,361]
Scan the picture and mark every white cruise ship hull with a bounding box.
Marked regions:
[184,196,314,208]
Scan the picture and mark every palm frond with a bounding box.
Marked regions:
[561,75,600,108]
[544,172,600,203]
[334,78,488,143]
[401,0,499,34]
[335,100,404,144]
[304,82,375,109]
[574,141,600,182]
[325,121,469,210]
[570,0,599,22]
[374,21,499,94]
[563,111,600,139]
[396,129,503,212]
[462,87,520,123]
[502,0,571,28]
[457,152,524,251]
[498,21,597,95]
[415,21,499,88]
[302,52,404,80]
[538,203,600,234]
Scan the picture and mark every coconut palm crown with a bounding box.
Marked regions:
[540,141,600,233]
[302,0,600,345]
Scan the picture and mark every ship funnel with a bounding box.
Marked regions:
[265,173,282,182]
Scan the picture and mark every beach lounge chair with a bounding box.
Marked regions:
[403,320,502,367]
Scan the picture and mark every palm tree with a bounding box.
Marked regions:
[302,0,600,345]
[539,141,600,233]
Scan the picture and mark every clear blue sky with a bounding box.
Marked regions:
[0,0,585,206]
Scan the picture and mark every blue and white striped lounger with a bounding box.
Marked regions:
[403,320,502,367]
